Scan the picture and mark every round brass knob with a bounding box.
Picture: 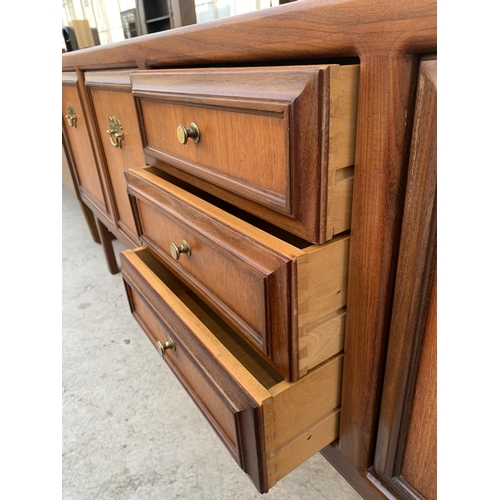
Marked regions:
[177,122,200,144]
[156,338,175,357]
[170,240,191,260]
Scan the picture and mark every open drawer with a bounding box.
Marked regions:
[131,65,359,243]
[120,247,343,493]
[125,167,349,381]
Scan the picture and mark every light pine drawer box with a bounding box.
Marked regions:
[125,167,349,381]
[131,65,359,243]
[120,247,343,493]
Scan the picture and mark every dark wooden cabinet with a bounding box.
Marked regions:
[137,0,196,34]
[62,1,437,497]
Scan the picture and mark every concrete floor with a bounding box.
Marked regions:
[62,186,362,500]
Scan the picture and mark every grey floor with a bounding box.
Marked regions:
[62,186,362,500]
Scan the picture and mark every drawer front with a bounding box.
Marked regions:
[62,73,107,212]
[120,247,343,493]
[138,98,290,211]
[125,167,350,381]
[86,71,145,246]
[131,65,359,243]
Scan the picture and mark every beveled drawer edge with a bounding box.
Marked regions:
[127,167,304,259]
[62,71,78,84]
[141,145,290,214]
[134,90,291,115]
[84,69,135,88]
[130,65,329,103]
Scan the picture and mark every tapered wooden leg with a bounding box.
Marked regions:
[80,201,101,243]
[95,217,120,274]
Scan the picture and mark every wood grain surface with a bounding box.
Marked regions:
[372,58,437,500]
[62,0,436,70]
[337,53,420,471]
[62,1,438,497]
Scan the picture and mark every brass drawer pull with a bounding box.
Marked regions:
[156,338,175,357]
[106,116,124,148]
[170,240,191,260]
[65,104,77,128]
[177,122,200,144]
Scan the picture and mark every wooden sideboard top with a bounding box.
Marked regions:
[62,0,436,71]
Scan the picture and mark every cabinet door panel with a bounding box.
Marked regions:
[86,70,146,246]
[62,73,106,212]
[399,279,436,499]
[373,58,437,500]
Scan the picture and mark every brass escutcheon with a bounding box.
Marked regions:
[106,116,124,148]
[177,122,200,144]
[170,240,191,260]
[65,104,77,128]
[156,338,175,357]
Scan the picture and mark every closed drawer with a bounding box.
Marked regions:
[120,247,343,493]
[62,72,107,214]
[85,70,146,247]
[126,167,349,381]
[131,65,359,243]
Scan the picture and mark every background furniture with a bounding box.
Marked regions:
[137,0,196,34]
[62,1,437,497]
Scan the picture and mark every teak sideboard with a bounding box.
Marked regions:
[62,1,437,498]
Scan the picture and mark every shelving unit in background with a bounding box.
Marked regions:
[137,0,196,34]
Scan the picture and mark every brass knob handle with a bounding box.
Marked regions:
[65,104,77,128]
[156,338,175,357]
[177,122,200,144]
[170,240,191,260]
[106,116,124,148]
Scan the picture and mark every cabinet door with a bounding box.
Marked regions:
[373,58,437,500]
[62,72,108,217]
[85,70,145,247]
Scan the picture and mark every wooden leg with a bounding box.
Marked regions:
[80,201,101,243]
[95,217,120,274]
